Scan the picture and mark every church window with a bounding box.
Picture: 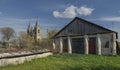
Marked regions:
[38,29,40,33]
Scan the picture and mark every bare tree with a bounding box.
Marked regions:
[43,29,58,48]
[47,29,58,39]
[18,31,27,48]
[18,31,35,49]
[0,27,15,47]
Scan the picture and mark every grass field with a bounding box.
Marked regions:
[1,54,120,70]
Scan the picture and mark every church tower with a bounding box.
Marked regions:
[34,19,42,41]
[27,23,33,37]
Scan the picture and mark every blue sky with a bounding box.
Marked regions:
[0,0,120,40]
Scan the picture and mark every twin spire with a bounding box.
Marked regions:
[27,18,40,33]
[27,18,42,41]
[28,18,40,31]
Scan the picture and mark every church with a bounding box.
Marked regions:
[27,19,42,42]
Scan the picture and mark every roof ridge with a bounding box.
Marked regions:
[53,17,117,38]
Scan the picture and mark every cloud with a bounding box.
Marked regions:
[77,6,94,16]
[0,12,2,15]
[53,5,94,18]
[53,5,77,18]
[99,17,120,22]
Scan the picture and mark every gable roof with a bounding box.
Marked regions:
[53,17,117,38]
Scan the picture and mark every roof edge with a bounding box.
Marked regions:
[52,17,117,38]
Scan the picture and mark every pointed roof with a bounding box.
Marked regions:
[53,17,117,38]
[27,23,33,33]
[35,18,40,28]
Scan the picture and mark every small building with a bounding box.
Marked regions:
[52,17,118,55]
[27,19,42,42]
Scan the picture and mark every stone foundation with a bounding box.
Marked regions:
[0,51,52,66]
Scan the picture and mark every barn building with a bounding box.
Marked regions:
[52,17,118,55]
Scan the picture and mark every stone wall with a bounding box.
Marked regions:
[0,51,52,66]
[54,33,117,55]
[100,33,113,55]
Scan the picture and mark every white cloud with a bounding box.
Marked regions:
[77,6,94,16]
[99,17,120,22]
[53,5,77,18]
[0,12,2,15]
[53,5,94,18]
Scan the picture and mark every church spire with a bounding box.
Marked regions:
[27,22,33,36]
[35,17,40,27]
[27,23,31,33]
[34,18,42,41]
[27,18,42,42]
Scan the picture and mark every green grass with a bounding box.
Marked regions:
[1,54,120,70]
[118,42,120,48]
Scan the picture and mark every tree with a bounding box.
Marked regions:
[0,27,15,47]
[18,31,27,47]
[18,31,36,49]
[42,29,57,48]
[47,29,58,39]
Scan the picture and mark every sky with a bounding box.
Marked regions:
[0,0,120,40]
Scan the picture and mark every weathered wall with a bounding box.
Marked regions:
[100,33,114,55]
[54,33,116,55]
[0,52,52,66]
[54,38,60,52]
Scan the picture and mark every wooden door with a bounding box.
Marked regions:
[89,37,96,54]
[63,38,68,52]
[72,38,84,54]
